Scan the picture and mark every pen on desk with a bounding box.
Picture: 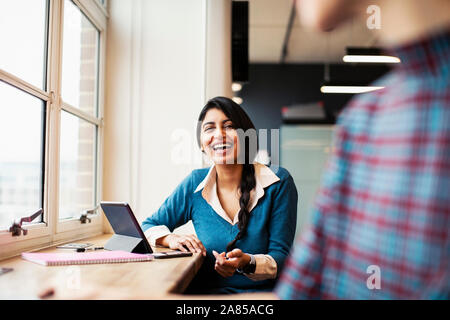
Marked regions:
[76,247,104,252]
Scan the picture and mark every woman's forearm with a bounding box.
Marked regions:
[156,234,172,247]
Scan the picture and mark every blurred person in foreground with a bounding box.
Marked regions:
[274,0,450,299]
[40,0,449,299]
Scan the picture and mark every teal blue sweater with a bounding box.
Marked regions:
[141,165,298,294]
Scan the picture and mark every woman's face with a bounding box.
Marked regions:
[200,108,240,165]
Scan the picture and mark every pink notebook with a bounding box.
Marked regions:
[21,250,154,266]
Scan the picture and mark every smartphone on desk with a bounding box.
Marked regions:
[151,251,193,259]
[57,243,93,250]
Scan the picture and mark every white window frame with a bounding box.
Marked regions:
[94,0,109,18]
[0,0,107,260]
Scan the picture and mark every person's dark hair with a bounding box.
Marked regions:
[197,96,257,252]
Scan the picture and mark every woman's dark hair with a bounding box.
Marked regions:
[197,96,257,252]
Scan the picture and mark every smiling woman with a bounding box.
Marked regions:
[196,97,259,254]
[141,96,298,294]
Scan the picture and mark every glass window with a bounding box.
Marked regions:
[61,0,99,117]
[59,111,97,220]
[0,81,44,228]
[0,0,48,89]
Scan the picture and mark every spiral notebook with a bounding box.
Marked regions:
[21,250,154,266]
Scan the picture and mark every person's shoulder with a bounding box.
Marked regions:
[189,167,210,185]
[372,70,448,125]
[172,167,209,192]
[265,165,293,182]
[337,68,448,130]
[260,165,297,197]
[373,66,448,109]
[191,167,210,178]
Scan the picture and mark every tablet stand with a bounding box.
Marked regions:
[104,234,151,254]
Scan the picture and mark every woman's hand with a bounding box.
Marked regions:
[158,234,206,256]
[212,249,251,278]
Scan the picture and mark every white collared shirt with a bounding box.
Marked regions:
[144,162,280,281]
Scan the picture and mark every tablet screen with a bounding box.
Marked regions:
[100,202,152,254]
[101,203,142,238]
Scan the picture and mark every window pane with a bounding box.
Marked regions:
[59,111,97,220]
[61,0,99,117]
[0,0,48,89]
[0,82,44,228]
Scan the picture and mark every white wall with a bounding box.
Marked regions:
[103,0,232,229]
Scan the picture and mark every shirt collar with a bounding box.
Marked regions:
[193,162,280,225]
[194,162,280,194]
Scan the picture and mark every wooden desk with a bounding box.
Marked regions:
[0,234,204,299]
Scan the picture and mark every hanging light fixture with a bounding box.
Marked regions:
[320,34,386,94]
[320,84,384,94]
[320,20,392,93]
[320,60,385,94]
[343,47,401,64]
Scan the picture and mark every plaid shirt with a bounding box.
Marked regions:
[275,30,450,299]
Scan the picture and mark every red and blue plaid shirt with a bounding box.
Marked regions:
[275,30,450,299]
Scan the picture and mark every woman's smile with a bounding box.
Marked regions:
[210,141,234,155]
[211,142,233,151]
[201,108,240,164]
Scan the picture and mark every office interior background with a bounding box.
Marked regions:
[0,0,391,259]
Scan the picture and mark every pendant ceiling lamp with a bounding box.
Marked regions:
[320,84,384,94]
[343,47,401,64]
[319,62,385,94]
